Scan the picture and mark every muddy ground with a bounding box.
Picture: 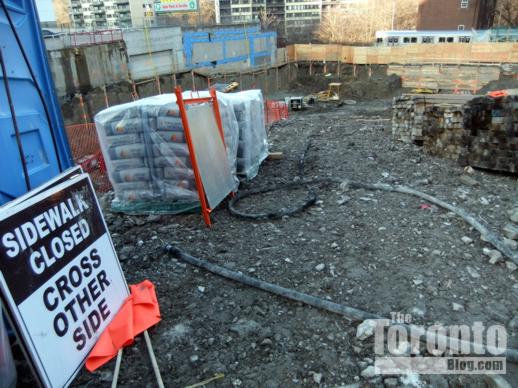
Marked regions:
[20,98,518,387]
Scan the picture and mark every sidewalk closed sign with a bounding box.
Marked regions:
[0,173,128,387]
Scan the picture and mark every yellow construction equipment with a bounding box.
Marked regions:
[314,82,342,102]
[222,82,239,93]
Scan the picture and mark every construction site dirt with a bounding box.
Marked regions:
[49,99,518,387]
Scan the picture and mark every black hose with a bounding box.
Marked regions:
[165,245,518,363]
[0,0,64,171]
[228,136,318,220]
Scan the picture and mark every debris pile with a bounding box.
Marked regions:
[392,94,518,173]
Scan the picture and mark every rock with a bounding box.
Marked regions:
[146,214,161,223]
[484,249,503,264]
[400,373,421,387]
[426,375,449,388]
[189,355,199,364]
[509,315,518,330]
[452,302,465,312]
[503,238,518,250]
[484,375,512,388]
[260,338,273,347]
[315,263,325,271]
[479,197,490,205]
[312,372,323,384]
[384,377,398,387]
[488,302,511,322]
[161,323,192,344]
[503,223,518,240]
[459,175,479,187]
[197,286,206,293]
[119,245,133,261]
[360,366,376,378]
[410,306,426,318]
[506,261,517,272]
[356,319,377,340]
[508,208,518,223]
[230,319,261,337]
[461,236,473,244]
[466,266,480,278]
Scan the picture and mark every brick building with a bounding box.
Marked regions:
[417,0,496,30]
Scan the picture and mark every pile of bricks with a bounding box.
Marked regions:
[392,94,518,173]
[465,96,518,173]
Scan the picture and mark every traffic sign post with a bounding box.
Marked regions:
[0,173,128,387]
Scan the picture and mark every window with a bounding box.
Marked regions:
[459,36,471,43]
[447,37,454,42]
[422,36,433,43]
[458,24,465,30]
[411,37,417,43]
[388,37,399,44]
[460,0,468,8]
[403,37,409,43]
[376,37,383,43]
[439,37,446,42]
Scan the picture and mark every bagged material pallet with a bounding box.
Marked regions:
[95,93,239,214]
[218,90,268,180]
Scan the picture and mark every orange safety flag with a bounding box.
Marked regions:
[487,90,508,99]
[85,280,161,372]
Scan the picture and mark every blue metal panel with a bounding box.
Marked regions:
[0,0,73,205]
[183,27,277,69]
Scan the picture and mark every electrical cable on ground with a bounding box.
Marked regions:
[165,245,518,363]
[229,133,518,264]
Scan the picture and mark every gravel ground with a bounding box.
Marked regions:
[51,99,518,387]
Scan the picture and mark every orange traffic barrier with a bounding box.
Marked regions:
[85,280,161,371]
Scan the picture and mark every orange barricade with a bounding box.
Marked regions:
[265,100,289,126]
[65,123,111,192]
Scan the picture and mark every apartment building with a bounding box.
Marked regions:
[69,0,132,28]
[417,0,496,30]
[218,0,358,39]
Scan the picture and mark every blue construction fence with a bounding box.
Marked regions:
[183,26,277,69]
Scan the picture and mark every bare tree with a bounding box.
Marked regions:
[258,7,277,31]
[53,0,70,27]
[317,0,419,44]
[494,0,518,27]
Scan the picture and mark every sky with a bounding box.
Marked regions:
[35,0,56,22]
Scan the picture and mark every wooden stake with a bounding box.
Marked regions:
[275,67,279,91]
[111,350,123,388]
[144,330,164,388]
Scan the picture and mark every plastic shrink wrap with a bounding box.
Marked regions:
[95,93,239,214]
[218,90,268,180]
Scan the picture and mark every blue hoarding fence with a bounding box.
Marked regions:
[0,0,73,205]
[183,25,277,68]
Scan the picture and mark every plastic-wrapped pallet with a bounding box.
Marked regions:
[94,93,239,214]
[218,90,268,180]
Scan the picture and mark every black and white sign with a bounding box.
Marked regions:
[0,173,128,387]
